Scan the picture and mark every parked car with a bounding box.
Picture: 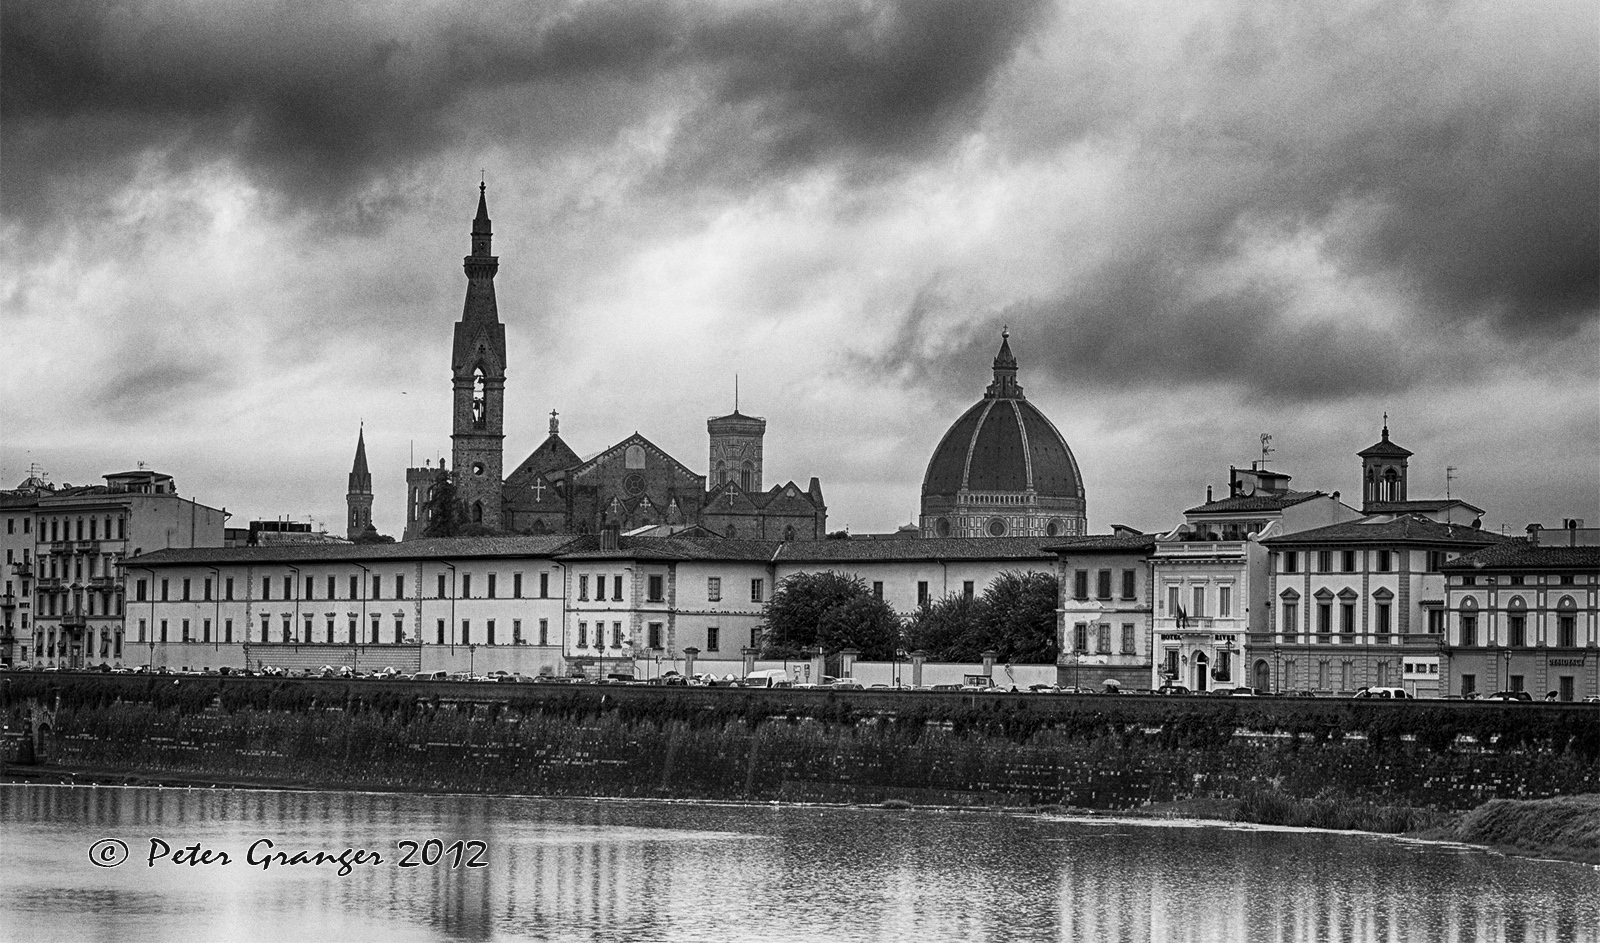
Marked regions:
[1354,686,1412,699]
[1028,683,1062,694]
[1226,687,1258,696]
[1156,684,1192,696]
[744,669,793,689]
[829,678,865,690]
[1482,690,1534,702]
[413,670,449,681]
[1583,695,1599,703]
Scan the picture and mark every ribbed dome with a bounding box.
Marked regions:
[922,333,1084,500]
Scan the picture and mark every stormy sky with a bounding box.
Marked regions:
[3,0,1596,537]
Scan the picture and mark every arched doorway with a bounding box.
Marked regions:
[1193,652,1210,693]
[1254,659,1271,693]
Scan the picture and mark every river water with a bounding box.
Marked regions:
[1,784,1595,942]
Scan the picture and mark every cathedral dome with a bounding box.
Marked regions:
[919,331,1087,539]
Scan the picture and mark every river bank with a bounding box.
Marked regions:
[9,760,1598,867]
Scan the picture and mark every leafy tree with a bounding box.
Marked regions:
[972,570,1059,664]
[759,571,902,660]
[904,593,985,663]
[352,525,396,544]
[419,473,470,538]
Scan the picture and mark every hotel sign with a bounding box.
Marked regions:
[1550,657,1586,667]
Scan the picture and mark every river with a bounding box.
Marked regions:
[1,784,1595,942]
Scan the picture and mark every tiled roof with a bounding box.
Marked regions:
[1263,514,1506,548]
[129,535,585,566]
[1365,499,1484,515]
[558,536,780,563]
[1042,534,1158,554]
[131,534,1139,568]
[1441,540,1600,571]
[773,536,1060,562]
[1183,491,1325,514]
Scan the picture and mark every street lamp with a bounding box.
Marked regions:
[469,643,477,677]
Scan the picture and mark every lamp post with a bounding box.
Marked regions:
[469,643,477,678]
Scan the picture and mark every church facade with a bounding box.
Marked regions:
[396,187,827,542]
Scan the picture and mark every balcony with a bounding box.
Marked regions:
[9,562,32,578]
[1154,539,1249,559]
[36,577,64,591]
[48,541,74,555]
[0,593,14,609]
[61,612,86,630]
[88,576,120,591]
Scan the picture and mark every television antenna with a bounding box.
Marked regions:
[1446,466,1458,500]
[1259,433,1274,469]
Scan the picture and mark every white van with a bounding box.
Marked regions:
[743,669,793,689]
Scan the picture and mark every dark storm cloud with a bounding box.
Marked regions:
[871,1,1598,402]
[1,0,1049,228]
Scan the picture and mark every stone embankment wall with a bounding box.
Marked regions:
[3,675,1597,810]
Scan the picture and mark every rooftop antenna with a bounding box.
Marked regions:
[1446,466,1458,500]
[1260,433,1274,469]
[735,374,739,412]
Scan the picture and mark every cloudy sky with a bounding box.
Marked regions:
[3,0,1596,538]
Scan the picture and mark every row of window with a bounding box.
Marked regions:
[1164,585,1233,619]
[1071,569,1139,602]
[131,572,775,607]
[1280,549,1437,574]
[1453,574,1584,586]
[135,616,558,647]
[1457,614,1580,647]
[1070,622,1138,654]
[1282,600,1394,637]
[13,515,128,543]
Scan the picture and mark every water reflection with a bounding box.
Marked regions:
[2,784,1595,942]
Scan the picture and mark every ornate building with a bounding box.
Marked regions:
[401,187,826,541]
[920,330,1087,538]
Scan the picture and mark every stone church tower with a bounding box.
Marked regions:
[708,410,766,492]
[346,426,373,540]
[451,183,508,529]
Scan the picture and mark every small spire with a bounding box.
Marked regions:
[549,408,560,435]
[735,373,739,413]
[985,327,1022,399]
[1382,411,1389,440]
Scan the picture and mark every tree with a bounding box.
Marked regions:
[419,473,470,538]
[904,593,985,663]
[351,524,395,544]
[759,571,902,660]
[972,571,1059,664]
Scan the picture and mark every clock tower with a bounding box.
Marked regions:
[451,183,508,529]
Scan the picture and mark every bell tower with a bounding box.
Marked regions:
[451,183,508,530]
[346,425,374,539]
[1358,417,1412,511]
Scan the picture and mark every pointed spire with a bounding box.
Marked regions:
[985,326,1024,399]
[348,426,372,489]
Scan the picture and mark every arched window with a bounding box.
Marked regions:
[783,525,796,541]
[725,524,737,538]
[1507,596,1527,647]
[472,368,486,428]
[716,461,727,485]
[740,461,754,492]
[1383,467,1399,501]
[625,445,646,469]
[472,501,484,523]
[1558,596,1578,648]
